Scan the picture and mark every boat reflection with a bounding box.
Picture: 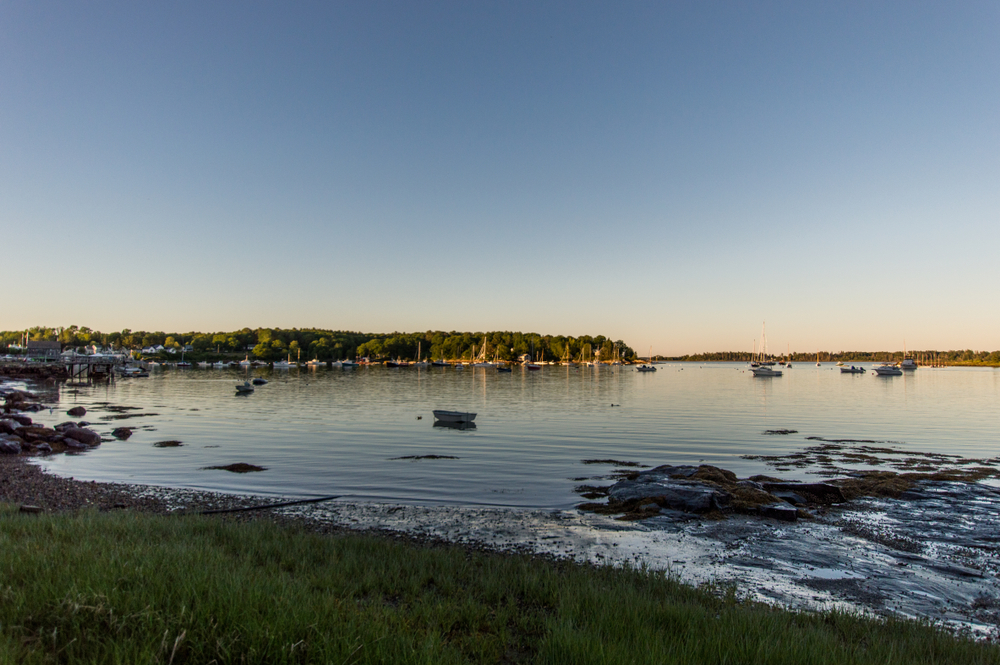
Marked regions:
[433,421,477,431]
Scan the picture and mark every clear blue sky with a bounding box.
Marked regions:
[3,2,997,354]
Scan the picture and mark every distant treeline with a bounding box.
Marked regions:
[2,326,636,363]
[661,350,1000,366]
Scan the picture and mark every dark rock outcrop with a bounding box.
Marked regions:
[67,406,87,417]
[62,427,101,447]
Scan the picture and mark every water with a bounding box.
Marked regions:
[24,363,1000,508]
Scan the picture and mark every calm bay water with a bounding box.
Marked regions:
[27,363,1000,509]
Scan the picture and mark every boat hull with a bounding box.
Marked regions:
[432,410,476,423]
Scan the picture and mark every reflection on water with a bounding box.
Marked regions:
[433,421,477,431]
[21,364,1000,509]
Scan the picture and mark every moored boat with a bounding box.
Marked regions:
[873,364,902,376]
[751,365,783,377]
[432,410,476,423]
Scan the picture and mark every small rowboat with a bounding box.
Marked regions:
[432,410,476,424]
[235,381,254,394]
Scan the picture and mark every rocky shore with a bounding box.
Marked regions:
[3,378,1000,640]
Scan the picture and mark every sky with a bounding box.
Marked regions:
[2,1,998,355]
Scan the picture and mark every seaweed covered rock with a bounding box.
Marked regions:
[582,463,850,522]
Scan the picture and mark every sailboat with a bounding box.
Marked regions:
[526,341,541,370]
[636,346,656,372]
[472,338,491,367]
[816,352,821,367]
[900,341,917,370]
[412,341,429,368]
[560,344,574,366]
[273,353,293,368]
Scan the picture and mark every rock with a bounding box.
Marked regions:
[64,439,89,450]
[0,436,22,454]
[771,491,807,505]
[9,415,32,426]
[67,406,87,417]
[77,421,90,427]
[54,421,77,432]
[34,442,52,453]
[63,427,101,446]
[18,426,58,441]
[759,502,798,522]
[112,427,133,440]
[762,482,846,504]
[202,463,266,473]
[153,440,183,447]
[20,403,46,412]
[0,419,20,434]
[608,466,732,513]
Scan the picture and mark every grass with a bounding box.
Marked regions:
[0,505,996,664]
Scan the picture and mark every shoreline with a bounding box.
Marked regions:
[3,454,999,641]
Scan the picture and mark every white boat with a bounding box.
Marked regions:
[197,361,210,367]
[239,355,252,366]
[213,361,228,368]
[432,410,476,423]
[900,342,917,370]
[235,381,254,393]
[306,358,324,367]
[873,364,902,376]
[272,353,295,368]
[751,365,783,377]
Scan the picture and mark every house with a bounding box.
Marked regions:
[26,341,61,361]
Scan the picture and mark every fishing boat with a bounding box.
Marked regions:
[873,363,903,376]
[235,381,254,394]
[840,365,866,374]
[432,410,476,423]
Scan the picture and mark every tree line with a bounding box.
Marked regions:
[1,326,636,363]
[663,349,1000,365]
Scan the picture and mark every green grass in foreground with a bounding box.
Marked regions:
[0,506,996,664]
